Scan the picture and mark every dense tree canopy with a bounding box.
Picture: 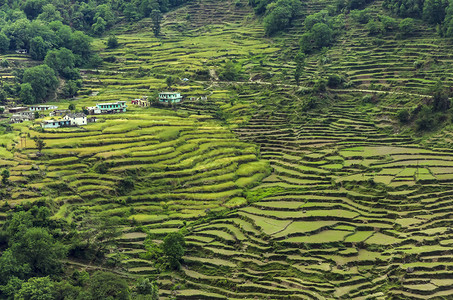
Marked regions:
[22,64,59,103]
[383,0,452,31]
[263,0,302,35]
[162,232,185,269]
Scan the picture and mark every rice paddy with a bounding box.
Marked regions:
[1,0,453,298]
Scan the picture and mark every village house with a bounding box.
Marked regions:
[87,116,98,123]
[159,92,183,104]
[10,114,33,123]
[132,96,149,107]
[50,109,71,117]
[8,107,28,114]
[63,113,87,126]
[188,96,208,101]
[15,49,27,54]
[86,106,101,115]
[18,111,36,118]
[29,105,58,111]
[41,119,71,129]
[96,101,127,113]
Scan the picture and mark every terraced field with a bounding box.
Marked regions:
[172,94,453,299]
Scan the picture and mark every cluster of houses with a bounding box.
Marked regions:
[130,92,207,106]
[6,101,128,129]
[5,92,208,129]
[131,93,184,106]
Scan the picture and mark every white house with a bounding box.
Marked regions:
[86,106,101,115]
[63,113,87,126]
[29,105,58,111]
[10,115,33,123]
[50,109,71,117]
[41,119,71,128]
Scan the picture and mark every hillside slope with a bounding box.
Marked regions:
[1,0,453,299]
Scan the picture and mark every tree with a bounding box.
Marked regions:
[34,111,40,119]
[107,35,119,49]
[11,227,66,276]
[294,52,305,85]
[19,83,35,105]
[2,169,10,185]
[33,137,45,152]
[135,278,158,299]
[422,0,447,24]
[264,5,291,36]
[61,80,80,98]
[89,271,130,300]
[263,0,302,35]
[151,9,162,37]
[166,76,174,88]
[443,0,453,37]
[29,36,49,60]
[22,65,59,102]
[71,31,92,65]
[37,4,63,23]
[367,19,384,35]
[0,88,7,104]
[162,231,185,269]
[0,249,30,285]
[92,17,107,36]
[311,22,333,49]
[431,81,450,111]
[327,74,344,88]
[44,48,76,75]
[23,0,47,19]
[397,109,410,123]
[399,18,416,36]
[68,103,75,111]
[95,4,116,27]
[15,276,54,300]
[381,15,398,31]
[0,33,10,53]
[219,60,241,81]
[124,3,138,21]
[1,276,24,299]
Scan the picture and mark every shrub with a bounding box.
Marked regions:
[327,74,344,88]
[380,15,398,31]
[314,78,327,92]
[399,18,416,37]
[397,109,410,123]
[351,9,371,24]
[367,19,384,35]
[107,35,119,49]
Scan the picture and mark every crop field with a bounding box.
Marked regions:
[1,0,453,298]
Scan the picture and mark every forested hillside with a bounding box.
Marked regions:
[0,0,453,299]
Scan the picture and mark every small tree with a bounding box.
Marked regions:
[166,76,174,88]
[15,276,54,300]
[294,52,305,85]
[68,103,76,111]
[399,18,415,37]
[135,278,158,299]
[1,169,9,185]
[162,232,185,269]
[107,35,119,49]
[0,88,7,105]
[89,271,130,300]
[151,9,162,37]
[431,81,450,112]
[397,109,410,123]
[34,111,40,119]
[33,137,46,152]
[19,83,35,105]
